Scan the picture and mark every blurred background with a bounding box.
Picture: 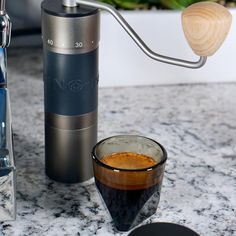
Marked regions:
[8,0,235,47]
[6,0,236,87]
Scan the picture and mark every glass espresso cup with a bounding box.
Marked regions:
[92,135,167,231]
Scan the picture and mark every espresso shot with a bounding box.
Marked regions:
[92,136,167,231]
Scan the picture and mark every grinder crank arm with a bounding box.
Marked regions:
[65,0,232,69]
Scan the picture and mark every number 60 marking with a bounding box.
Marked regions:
[47,39,54,46]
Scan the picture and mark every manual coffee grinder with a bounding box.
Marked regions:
[41,0,232,183]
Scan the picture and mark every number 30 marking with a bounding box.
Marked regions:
[75,42,83,48]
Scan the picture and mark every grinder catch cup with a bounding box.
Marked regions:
[41,0,232,183]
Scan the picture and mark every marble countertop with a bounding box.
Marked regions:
[0,48,235,235]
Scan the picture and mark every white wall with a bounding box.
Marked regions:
[99,9,236,87]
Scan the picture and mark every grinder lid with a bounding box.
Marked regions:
[128,223,200,236]
[41,0,98,17]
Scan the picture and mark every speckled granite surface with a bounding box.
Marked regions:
[0,48,235,235]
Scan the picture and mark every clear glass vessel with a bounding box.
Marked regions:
[92,135,167,231]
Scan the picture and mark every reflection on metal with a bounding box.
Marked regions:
[0,11,11,48]
[0,1,15,221]
[0,49,6,86]
[0,88,16,221]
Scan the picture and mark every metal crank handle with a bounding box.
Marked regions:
[69,0,231,69]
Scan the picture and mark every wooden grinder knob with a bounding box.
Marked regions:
[182,2,232,57]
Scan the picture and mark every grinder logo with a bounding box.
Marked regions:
[68,80,85,92]
[45,75,98,93]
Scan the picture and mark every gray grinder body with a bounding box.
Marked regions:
[41,0,100,183]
